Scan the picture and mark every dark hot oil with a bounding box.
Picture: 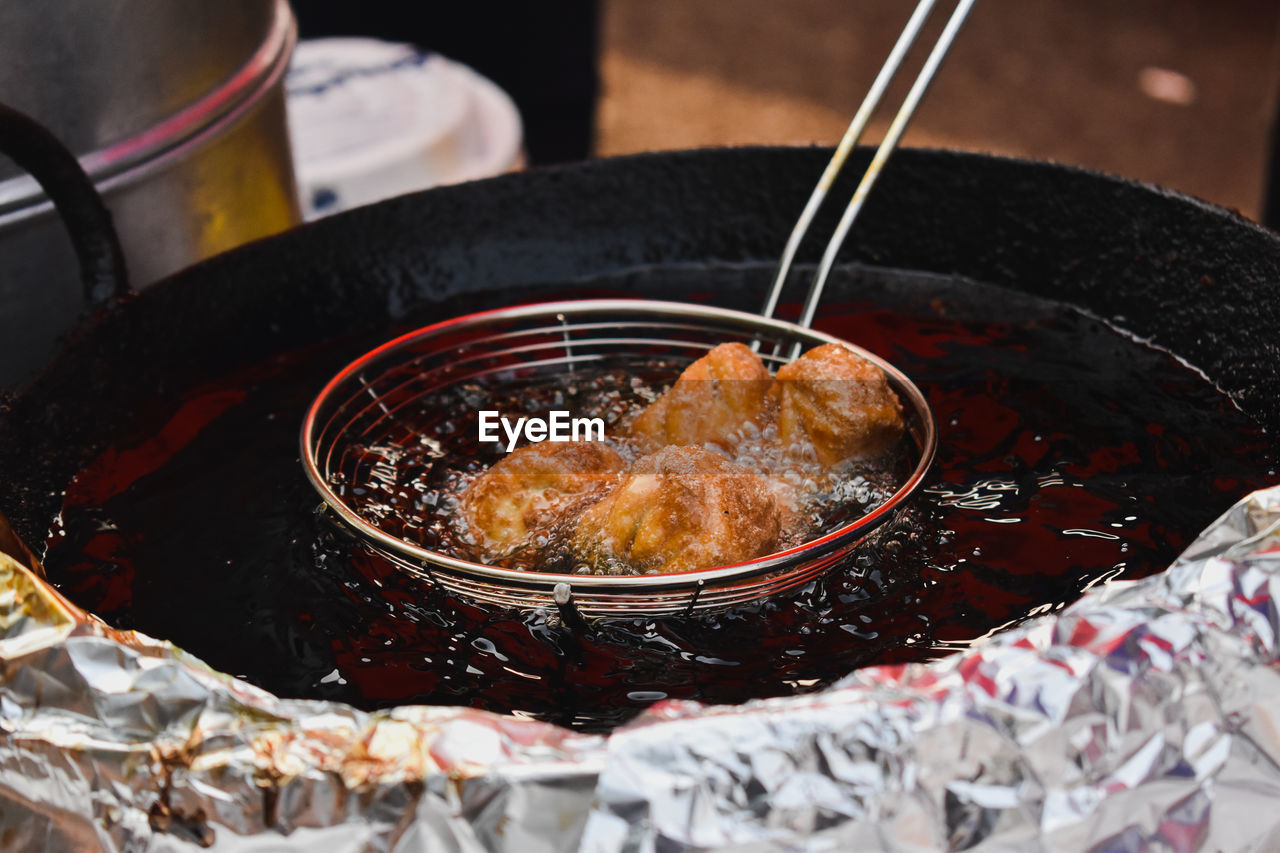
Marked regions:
[40,268,1278,731]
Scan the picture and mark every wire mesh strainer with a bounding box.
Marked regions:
[300,0,978,616]
[302,299,936,616]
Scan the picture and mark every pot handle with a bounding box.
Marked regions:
[0,102,129,308]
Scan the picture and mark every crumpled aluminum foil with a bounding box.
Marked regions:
[3,486,1280,851]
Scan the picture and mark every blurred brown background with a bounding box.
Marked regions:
[596,0,1280,220]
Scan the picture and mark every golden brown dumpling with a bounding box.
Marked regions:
[629,342,773,452]
[771,343,905,467]
[574,445,781,574]
[461,441,625,555]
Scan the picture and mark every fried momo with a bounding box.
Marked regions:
[461,441,625,555]
[771,343,905,467]
[629,342,773,452]
[574,445,781,574]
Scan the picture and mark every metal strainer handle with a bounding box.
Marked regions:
[760,0,977,331]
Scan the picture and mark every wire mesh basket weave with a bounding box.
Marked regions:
[302,299,937,616]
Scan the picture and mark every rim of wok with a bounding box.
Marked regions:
[300,298,939,594]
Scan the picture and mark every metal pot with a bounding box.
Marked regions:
[0,0,300,385]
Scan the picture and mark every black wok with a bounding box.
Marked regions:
[3,145,1278,551]
[0,146,1277,722]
